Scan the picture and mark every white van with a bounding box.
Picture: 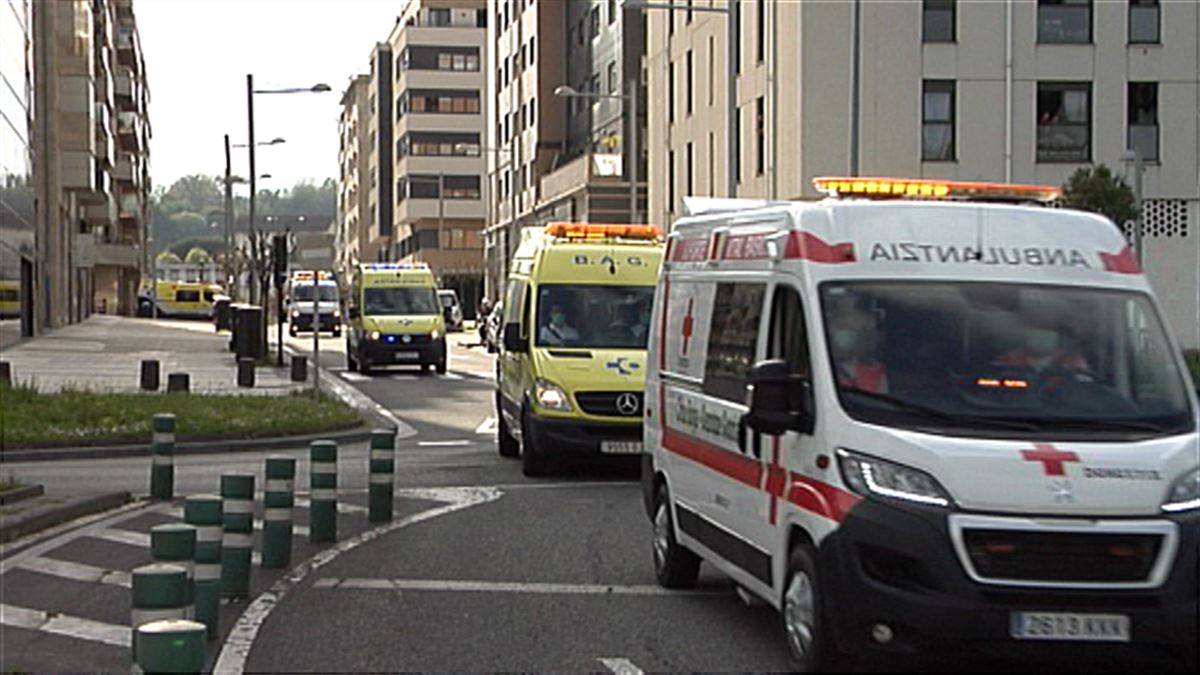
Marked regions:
[643,178,1199,671]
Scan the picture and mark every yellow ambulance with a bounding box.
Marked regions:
[345,262,446,374]
[0,279,18,318]
[137,280,223,319]
[496,223,664,476]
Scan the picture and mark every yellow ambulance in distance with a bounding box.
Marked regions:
[0,280,18,318]
[496,223,665,476]
[138,280,223,319]
[345,262,447,375]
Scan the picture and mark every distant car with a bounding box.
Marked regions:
[438,290,464,331]
[484,301,504,353]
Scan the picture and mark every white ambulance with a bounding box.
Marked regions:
[643,178,1199,671]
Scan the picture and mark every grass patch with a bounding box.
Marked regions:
[0,383,362,450]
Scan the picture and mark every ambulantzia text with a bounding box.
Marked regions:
[870,242,1092,268]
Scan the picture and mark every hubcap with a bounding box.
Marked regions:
[652,502,670,571]
[784,570,816,662]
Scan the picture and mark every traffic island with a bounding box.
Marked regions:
[0,491,132,544]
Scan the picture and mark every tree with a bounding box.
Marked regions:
[156,251,182,265]
[184,247,213,265]
[1062,165,1137,228]
[169,236,225,260]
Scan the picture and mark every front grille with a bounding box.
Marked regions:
[575,391,643,417]
[963,529,1162,584]
[382,333,430,345]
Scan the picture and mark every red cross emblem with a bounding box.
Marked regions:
[681,298,695,356]
[1021,443,1080,477]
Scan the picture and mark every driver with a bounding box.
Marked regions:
[828,301,889,394]
[608,299,649,346]
[994,307,1089,374]
[539,303,580,345]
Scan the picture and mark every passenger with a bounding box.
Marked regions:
[828,302,889,394]
[539,303,580,345]
[608,300,649,346]
[994,310,1089,374]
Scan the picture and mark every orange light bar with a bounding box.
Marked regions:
[813,177,1061,203]
[543,223,662,240]
[976,377,1030,389]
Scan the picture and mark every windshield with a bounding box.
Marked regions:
[293,284,339,302]
[363,287,438,315]
[820,281,1194,439]
[439,293,456,308]
[536,284,655,349]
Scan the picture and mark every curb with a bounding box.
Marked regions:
[0,491,131,544]
[0,484,45,505]
[0,426,374,463]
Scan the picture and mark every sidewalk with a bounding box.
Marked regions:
[0,315,302,395]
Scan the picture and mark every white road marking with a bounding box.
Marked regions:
[0,604,131,648]
[475,417,498,435]
[339,371,370,382]
[438,372,464,381]
[313,579,711,596]
[599,658,646,675]
[158,504,310,535]
[293,497,369,515]
[90,528,150,548]
[214,486,503,675]
[469,371,495,380]
[14,556,132,588]
[416,440,473,447]
[311,578,340,589]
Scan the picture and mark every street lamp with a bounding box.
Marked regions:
[246,75,329,306]
[555,84,640,224]
[232,137,286,149]
[1121,149,1146,267]
[625,0,737,197]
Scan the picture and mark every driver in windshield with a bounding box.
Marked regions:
[829,302,889,394]
[607,299,649,346]
[993,309,1089,375]
[539,303,580,345]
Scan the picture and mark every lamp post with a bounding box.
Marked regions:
[1122,149,1146,267]
[245,75,329,305]
[473,145,513,304]
[625,0,737,197]
[554,83,641,224]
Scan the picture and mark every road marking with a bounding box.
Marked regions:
[339,371,370,382]
[214,486,502,675]
[0,604,131,648]
[469,371,496,380]
[91,528,150,548]
[599,658,646,675]
[475,417,498,435]
[158,505,309,535]
[14,556,132,588]
[438,372,464,381]
[417,440,473,447]
[293,497,369,515]
[313,578,713,596]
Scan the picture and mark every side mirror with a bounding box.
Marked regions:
[503,323,527,353]
[743,359,814,437]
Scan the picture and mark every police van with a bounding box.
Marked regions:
[286,270,341,337]
[643,178,1199,670]
[345,262,446,374]
[497,223,664,476]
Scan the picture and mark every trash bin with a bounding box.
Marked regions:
[234,305,264,360]
[228,303,243,352]
[213,296,233,333]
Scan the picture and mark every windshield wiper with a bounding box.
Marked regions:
[1001,417,1170,433]
[840,388,1040,431]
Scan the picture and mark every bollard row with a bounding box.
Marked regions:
[220,473,254,600]
[183,495,222,640]
[149,414,175,500]
[368,429,396,524]
[261,456,295,569]
[310,440,338,543]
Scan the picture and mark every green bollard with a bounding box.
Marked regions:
[220,473,254,599]
[309,440,338,543]
[183,495,222,639]
[368,429,395,524]
[261,456,295,569]
[134,619,206,674]
[149,414,176,500]
[131,563,189,657]
[149,524,196,617]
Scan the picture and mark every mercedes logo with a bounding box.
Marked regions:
[615,393,640,416]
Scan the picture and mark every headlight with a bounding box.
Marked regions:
[1162,467,1200,513]
[369,331,381,341]
[837,449,952,508]
[333,309,341,318]
[431,329,441,340]
[291,310,300,318]
[534,379,572,412]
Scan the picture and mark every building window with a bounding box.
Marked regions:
[735,105,741,183]
[608,61,618,94]
[477,8,488,27]
[757,0,766,63]
[704,283,766,403]
[668,149,675,212]
[686,50,693,115]
[404,46,481,72]
[529,97,536,126]
[529,37,536,64]
[609,0,617,24]
[756,96,765,175]
[1037,0,1092,44]
[577,19,584,45]
[399,174,481,201]
[668,61,675,122]
[588,73,600,94]
[1037,82,1091,162]
[590,7,600,38]
[686,0,693,23]
[922,80,955,161]
[402,89,481,114]
[1128,82,1158,162]
[399,132,481,158]
[1129,0,1159,44]
[686,142,693,196]
[708,36,714,106]
[668,8,674,36]
[923,0,955,42]
[427,8,451,26]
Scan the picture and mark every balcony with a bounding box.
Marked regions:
[84,193,118,226]
[116,29,140,71]
[118,190,142,222]
[114,68,136,111]
[117,112,141,151]
[113,154,135,183]
[94,236,140,270]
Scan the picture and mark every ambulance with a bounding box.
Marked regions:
[643,178,1199,670]
[138,280,223,319]
[496,223,664,476]
[286,270,341,337]
[345,262,446,374]
[0,279,18,318]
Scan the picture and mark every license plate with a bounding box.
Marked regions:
[601,441,643,455]
[393,351,419,360]
[1010,612,1130,642]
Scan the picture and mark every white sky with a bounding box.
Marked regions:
[137,0,408,192]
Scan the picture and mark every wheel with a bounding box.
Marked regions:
[359,351,372,375]
[520,407,548,477]
[652,484,701,589]
[435,358,447,375]
[345,339,357,371]
[782,544,840,672]
[497,393,519,458]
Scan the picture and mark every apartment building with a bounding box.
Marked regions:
[487,0,646,300]
[0,0,35,335]
[337,74,374,276]
[390,0,488,313]
[648,0,1200,349]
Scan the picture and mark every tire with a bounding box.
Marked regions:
[652,484,701,589]
[435,358,447,375]
[520,407,548,477]
[359,351,372,375]
[345,339,357,371]
[497,394,519,458]
[782,544,840,672]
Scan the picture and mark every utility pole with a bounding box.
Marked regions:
[223,134,233,294]
[247,74,258,305]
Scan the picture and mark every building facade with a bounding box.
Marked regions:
[486,0,646,301]
[336,74,374,276]
[647,0,1200,349]
[0,0,36,334]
